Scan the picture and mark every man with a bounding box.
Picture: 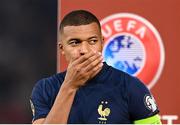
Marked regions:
[30,10,161,124]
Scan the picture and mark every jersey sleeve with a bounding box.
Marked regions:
[30,79,50,122]
[127,77,160,122]
[134,114,162,124]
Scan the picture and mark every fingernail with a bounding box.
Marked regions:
[93,50,96,54]
[100,56,103,60]
[100,62,103,66]
[98,52,102,55]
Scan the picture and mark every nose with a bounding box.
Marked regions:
[80,41,89,55]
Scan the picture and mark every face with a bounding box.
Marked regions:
[59,22,104,63]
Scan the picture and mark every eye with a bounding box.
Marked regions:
[69,40,81,47]
[89,39,98,45]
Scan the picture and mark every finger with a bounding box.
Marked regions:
[78,52,102,68]
[83,54,103,72]
[71,46,99,65]
[69,52,80,65]
[70,52,102,77]
[73,51,96,65]
[83,62,103,79]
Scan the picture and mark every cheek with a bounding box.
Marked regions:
[93,43,103,52]
[64,49,80,62]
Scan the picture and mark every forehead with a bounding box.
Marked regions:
[61,23,101,40]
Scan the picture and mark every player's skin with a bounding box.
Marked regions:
[33,22,104,124]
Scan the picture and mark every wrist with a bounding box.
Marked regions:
[61,81,79,92]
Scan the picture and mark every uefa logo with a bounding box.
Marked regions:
[101,13,165,89]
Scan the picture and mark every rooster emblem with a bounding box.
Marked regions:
[97,101,111,121]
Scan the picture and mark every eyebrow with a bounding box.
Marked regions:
[67,35,98,42]
[88,35,98,40]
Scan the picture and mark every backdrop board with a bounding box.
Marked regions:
[58,0,180,124]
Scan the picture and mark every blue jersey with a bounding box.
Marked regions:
[30,62,159,124]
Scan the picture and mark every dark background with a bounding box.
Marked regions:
[0,0,57,123]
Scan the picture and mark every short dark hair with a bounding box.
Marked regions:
[59,10,101,33]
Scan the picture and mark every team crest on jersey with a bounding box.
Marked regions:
[101,13,165,89]
[97,101,111,124]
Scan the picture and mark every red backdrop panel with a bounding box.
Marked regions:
[58,0,180,124]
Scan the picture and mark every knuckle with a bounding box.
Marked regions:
[79,71,82,75]
[75,66,80,72]
[86,59,90,64]
[99,57,102,61]
[79,70,85,76]
[92,67,97,72]
[88,58,93,62]
[89,63,94,67]
[71,63,75,68]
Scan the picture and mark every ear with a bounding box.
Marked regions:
[58,42,65,55]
